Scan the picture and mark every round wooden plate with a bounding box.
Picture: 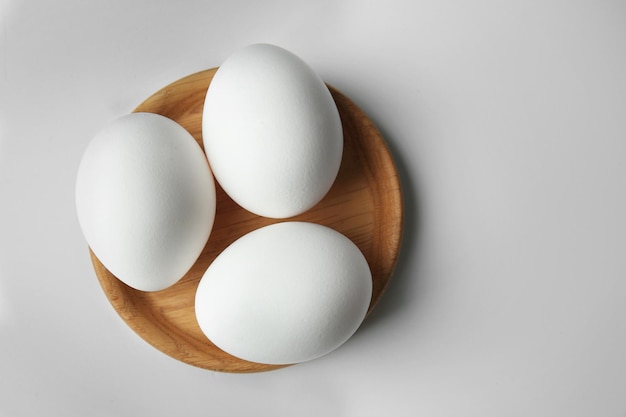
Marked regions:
[90,68,403,373]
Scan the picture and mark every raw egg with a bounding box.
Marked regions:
[202,44,343,218]
[76,112,216,291]
[195,222,372,365]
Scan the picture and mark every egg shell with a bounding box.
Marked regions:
[194,222,372,365]
[76,112,216,292]
[202,43,343,218]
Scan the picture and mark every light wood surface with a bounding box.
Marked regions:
[89,68,403,373]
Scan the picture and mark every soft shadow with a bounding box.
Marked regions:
[359,120,421,332]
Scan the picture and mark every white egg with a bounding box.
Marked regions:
[202,44,343,218]
[194,222,372,365]
[76,112,216,292]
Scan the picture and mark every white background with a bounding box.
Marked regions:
[1,1,626,416]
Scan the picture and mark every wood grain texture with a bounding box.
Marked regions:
[90,68,403,373]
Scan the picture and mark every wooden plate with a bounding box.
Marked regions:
[90,68,403,373]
